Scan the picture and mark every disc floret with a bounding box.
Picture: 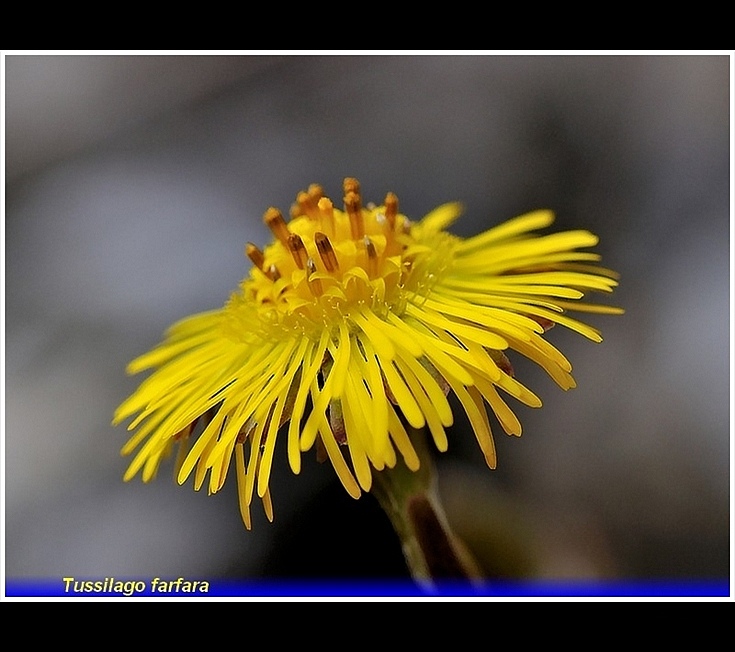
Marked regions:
[227,178,456,342]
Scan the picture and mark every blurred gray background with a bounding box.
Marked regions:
[4,54,731,585]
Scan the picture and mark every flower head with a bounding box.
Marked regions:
[114,178,622,528]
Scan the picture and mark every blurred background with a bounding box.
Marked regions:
[4,54,731,588]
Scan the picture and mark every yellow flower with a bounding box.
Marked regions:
[114,178,622,529]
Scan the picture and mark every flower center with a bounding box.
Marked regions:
[223,179,455,342]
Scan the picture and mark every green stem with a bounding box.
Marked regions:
[370,429,482,585]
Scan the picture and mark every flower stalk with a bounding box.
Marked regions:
[371,429,482,584]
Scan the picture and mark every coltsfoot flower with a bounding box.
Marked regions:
[114,179,622,528]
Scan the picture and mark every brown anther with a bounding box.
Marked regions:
[245,243,265,271]
[384,192,398,228]
[345,191,364,240]
[263,207,290,246]
[306,258,323,296]
[289,203,301,220]
[267,264,281,282]
[343,177,361,198]
[315,231,339,272]
[364,236,378,277]
[287,233,308,269]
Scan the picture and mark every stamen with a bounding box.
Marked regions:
[263,208,290,246]
[318,197,334,220]
[315,232,339,272]
[287,233,308,269]
[317,197,334,234]
[384,192,398,229]
[307,258,322,296]
[343,177,361,197]
[297,191,319,220]
[317,197,334,228]
[345,191,364,240]
[308,184,324,203]
[245,243,265,271]
[267,264,281,282]
[364,236,378,277]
